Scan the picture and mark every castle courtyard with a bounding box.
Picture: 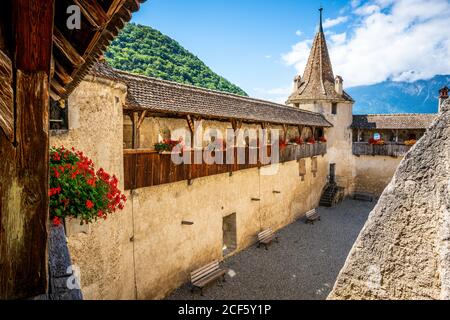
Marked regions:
[167,198,375,300]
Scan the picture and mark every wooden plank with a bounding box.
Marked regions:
[0,71,51,298]
[0,50,13,141]
[0,0,54,300]
[53,27,85,67]
[73,0,109,29]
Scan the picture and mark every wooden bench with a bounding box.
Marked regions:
[257,228,279,250]
[353,192,374,202]
[190,260,227,295]
[305,208,320,224]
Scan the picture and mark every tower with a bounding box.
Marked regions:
[287,7,355,194]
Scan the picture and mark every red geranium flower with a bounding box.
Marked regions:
[86,200,94,209]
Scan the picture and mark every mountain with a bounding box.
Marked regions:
[105,23,247,96]
[348,75,450,115]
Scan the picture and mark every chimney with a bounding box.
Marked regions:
[293,75,302,92]
[439,86,449,113]
[335,76,343,95]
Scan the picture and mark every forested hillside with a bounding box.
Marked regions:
[106,23,247,96]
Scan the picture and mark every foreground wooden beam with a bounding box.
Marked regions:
[0,0,54,299]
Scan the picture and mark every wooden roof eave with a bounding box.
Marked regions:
[122,102,333,128]
[51,0,146,100]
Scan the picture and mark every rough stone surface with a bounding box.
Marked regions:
[329,100,450,300]
[167,199,373,300]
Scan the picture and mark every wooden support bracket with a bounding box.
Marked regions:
[136,110,147,129]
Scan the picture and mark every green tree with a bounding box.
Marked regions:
[106,23,247,96]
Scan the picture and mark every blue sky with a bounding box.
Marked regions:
[132,0,450,102]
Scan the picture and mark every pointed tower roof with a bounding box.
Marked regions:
[287,8,353,104]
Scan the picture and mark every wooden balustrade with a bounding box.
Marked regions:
[124,143,327,190]
[352,142,412,157]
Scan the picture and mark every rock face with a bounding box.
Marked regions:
[329,99,450,300]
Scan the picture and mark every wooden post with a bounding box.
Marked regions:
[132,111,140,149]
[0,0,54,299]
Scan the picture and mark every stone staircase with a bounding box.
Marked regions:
[319,183,345,207]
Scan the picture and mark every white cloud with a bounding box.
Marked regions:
[323,16,349,29]
[282,0,450,87]
[253,86,292,103]
[330,32,347,45]
[295,30,303,36]
[264,55,272,59]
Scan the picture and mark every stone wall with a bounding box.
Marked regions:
[132,158,327,299]
[353,156,402,196]
[52,77,329,299]
[50,77,137,299]
[328,100,450,300]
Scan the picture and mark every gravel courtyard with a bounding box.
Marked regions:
[167,198,375,300]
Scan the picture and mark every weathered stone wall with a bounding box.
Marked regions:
[50,77,136,300]
[298,101,355,194]
[52,77,329,300]
[131,156,327,299]
[353,156,402,196]
[328,100,450,300]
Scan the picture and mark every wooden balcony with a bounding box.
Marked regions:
[352,142,412,157]
[124,143,326,190]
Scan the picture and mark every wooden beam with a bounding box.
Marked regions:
[53,27,85,67]
[54,60,73,85]
[136,110,147,129]
[0,49,13,141]
[51,79,67,96]
[0,0,54,299]
[186,115,195,133]
[132,111,140,149]
[107,0,128,17]
[73,0,109,29]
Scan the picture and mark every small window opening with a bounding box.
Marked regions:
[331,103,337,115]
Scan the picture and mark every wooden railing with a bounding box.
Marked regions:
[124,143,326,190]
[352,142,412,157]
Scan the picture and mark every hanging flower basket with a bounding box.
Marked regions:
[49,146,126,226]
[154,139,183,153]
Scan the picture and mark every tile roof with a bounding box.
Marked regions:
[97,67,333,127]
[352,114,437,129]
[287,17,353,104]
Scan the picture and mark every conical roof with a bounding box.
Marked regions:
[287,9,353,104]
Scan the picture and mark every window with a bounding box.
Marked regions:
[222,213,237,257]
[331,103,337,115]
[298,159,306,181]
[311,157,318,177]
[50,98,68,131]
